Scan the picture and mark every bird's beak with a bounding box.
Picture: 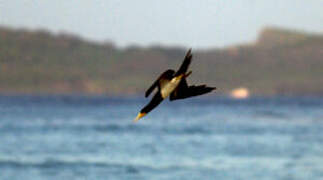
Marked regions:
[133,112,147,122]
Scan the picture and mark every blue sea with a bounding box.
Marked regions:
[1,95,323,180]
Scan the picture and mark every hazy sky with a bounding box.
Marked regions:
[1,0,323,48]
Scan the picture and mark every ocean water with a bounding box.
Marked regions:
[1,95,323,180]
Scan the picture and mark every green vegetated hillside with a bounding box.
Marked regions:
[1,26,323,96]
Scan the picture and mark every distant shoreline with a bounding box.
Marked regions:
[1,26,323,96]
[1,92,322,99]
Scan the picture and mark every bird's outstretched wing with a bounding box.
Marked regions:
[145,49,192,97]
[170,78,216,101]
[145,79,158,98]
[145,69,175,97]
[174,49,192,77]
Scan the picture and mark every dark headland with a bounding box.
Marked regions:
[1,26,322,96]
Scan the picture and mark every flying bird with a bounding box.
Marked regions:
[134,49,216,122]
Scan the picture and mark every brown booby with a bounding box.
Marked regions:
[134,49,216,122]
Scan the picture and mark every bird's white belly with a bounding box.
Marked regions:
[160,77,181,99]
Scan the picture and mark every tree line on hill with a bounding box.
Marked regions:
[1,26,322,96]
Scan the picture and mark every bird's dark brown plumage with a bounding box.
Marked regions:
[134,49,216,122]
